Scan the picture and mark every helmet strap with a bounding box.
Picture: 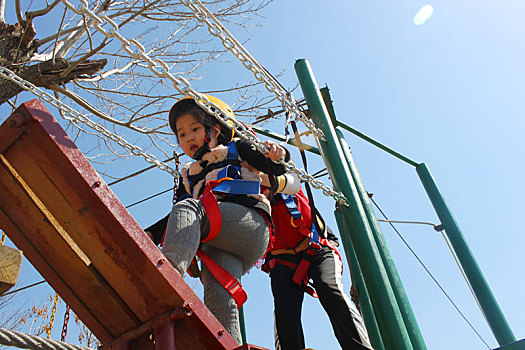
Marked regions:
[192,127,212,160]
[204,128,212,143]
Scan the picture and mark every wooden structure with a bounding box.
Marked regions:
[0,100,267,350]
[0,244,22,294]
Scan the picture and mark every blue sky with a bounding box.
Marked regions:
[2,1,525,349]
[230,2,525,349]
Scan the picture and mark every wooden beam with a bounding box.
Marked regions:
[0,244,22,295]
[0,100,243,349]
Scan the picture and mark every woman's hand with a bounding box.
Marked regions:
[264,140,285,161]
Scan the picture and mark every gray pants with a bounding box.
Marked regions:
[162,199,270,345]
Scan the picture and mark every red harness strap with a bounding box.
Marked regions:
[292,239,342,284]
[196,249,248,308]
[268,258,298,271]
[199,181,224,242]
[196,179,253,309]
[267,258,318,298]
[291,242,321,286]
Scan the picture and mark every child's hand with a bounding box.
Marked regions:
[264,140,285,161]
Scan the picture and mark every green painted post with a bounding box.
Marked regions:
[335,120,418,167]
[334,207,386,350]
[295,58,413,349]
[416,163,516,346]
[335,128,427,349]
[320,86,426,349]
[239,306,247,344]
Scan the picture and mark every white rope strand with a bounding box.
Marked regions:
[0,328,91,350]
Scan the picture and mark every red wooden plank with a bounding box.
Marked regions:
[3,108,190,317]
[0,157,139,340]
[0,112,27,154]
[0,206,113,342]
[0,101,240,349]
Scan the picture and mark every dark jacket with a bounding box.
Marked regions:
[146,139,289,244]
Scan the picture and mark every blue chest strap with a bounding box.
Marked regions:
[281,194,302,220]
[212,141,259,195]
[217,141,242,181]
[280,194,320,245]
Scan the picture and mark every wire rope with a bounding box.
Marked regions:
[370,196,491,349]
[1,280,47,297]
[125,187,173,208]
[0,327,90,350]
[440,231,490,327]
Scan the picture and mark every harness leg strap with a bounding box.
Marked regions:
[199,188,222,242]
[292,258,311,286]
[291,243,320,286]
[197,249,247,309]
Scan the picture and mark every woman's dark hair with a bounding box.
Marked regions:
[172,107,232,146]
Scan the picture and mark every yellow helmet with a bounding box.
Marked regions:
[168,94,235,143]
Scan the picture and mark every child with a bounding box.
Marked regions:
[261,174,372,350]
[147,94,289,345]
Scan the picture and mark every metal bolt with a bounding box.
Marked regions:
[92,181,101,188]
[182,302,194,316]
[8,113,27,128]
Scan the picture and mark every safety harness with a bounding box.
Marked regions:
[264,118,341,297]
[193,141,260,309]
[264,191,340,297]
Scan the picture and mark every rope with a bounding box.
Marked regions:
[369,196,491,349]
[377,219,438,228]
[0,327,90,350]
[1,280,46,297]
[311,168,328,179]
[125,187,173,209]
[370,195,492,329]
[440,232,490,327]
[107,155,178,187]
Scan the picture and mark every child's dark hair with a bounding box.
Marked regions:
[172,107,233,146]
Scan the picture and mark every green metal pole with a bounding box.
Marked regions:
[319,85,418,167]
[335,127,427,350]
[239,306,247,344]
[416,163,516,346]
[295,58,413,349]
[321,86,426,349]
[336,121,418,167]
[334,207,386,350]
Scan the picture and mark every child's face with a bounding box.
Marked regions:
[176,113,219,158]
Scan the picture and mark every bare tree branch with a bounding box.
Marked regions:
[48,83,154,133]
[0,0,6,24]
[1,0,278,167]
[0,58,107,103]
[52,7,68,63]
[60,38,108,78]
[14,0,24,27]
[55,0,111,58]
[26,0,61,20]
